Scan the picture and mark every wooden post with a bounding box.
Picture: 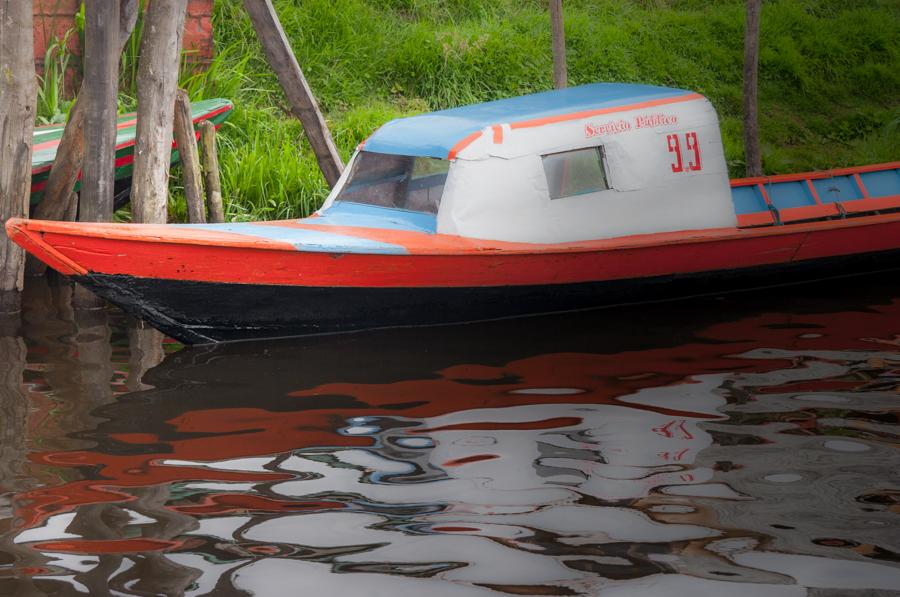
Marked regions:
[73,0,123,309]
[199,121,225,223]
[81,0,122,224]
[173,90,206,223]
[33,99,86,223]
[131,0,189,224]
[0,1,36,313]
[29,1,138,277]
[550,0,567,90]
[34,0,139,224]
[243,0,344,187]
[743,0,763,177]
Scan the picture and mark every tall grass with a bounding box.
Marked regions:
[183,0,898,221]
[43,0,900,221]
[36,30,76,125]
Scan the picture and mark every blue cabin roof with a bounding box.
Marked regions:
[363,83,696,159]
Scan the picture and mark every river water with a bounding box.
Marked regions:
[0,273,898,596]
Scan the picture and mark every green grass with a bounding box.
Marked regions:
[63,0,900,221]
[182,0,898,221]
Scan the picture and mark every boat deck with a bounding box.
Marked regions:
[731,162,900,228]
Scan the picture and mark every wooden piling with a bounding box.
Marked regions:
[243,0,344,187]
[131,0,189,224]
[81,0,122,224]
[34,0,139,225]
[0,1,36,312]
[173,90,206,223]
[743,0,763,177]
[550,0,567,90]
[33,99,86,223]
[199,121,225,223]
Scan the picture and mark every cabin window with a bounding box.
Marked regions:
[334,151,449,214]
[542,146,609,200]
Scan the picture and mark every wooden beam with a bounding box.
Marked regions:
[81,0,122,224]
[743,0,763,177]
[0,1,36,312]
[131,0,189,224]
[173,90,206,223]
[199,121,226,223]
[34,0,139,224]
[243,0,344,187]
[550,0,567,90]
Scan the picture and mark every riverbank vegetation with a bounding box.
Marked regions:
[39,0,900,222]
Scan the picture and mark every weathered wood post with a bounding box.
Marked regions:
[743,0,763,177]
[74,0,123,308]
[199,121,226,223]
[81,0,122,224]
[173,90,206,223]
[131,0,189,224]
[33,0,139,224]
[243,0,344,187]
[0,1,36,313]
[29,1,139,277]
[550,0,567,90]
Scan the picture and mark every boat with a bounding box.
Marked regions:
[30,98,234,209]
[7,83,900,344]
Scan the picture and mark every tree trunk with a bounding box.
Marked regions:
[131,0,188,224]
[743,0,763,177]
[243,0,344,187]
[199,121,225,223]
[173,89,205,223]
[34,0,139,224]
[550,0,567,90]
[81,0,122,224]
[0,1,36,313]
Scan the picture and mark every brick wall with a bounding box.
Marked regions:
[183,0,214,63]
[34,0,214,80]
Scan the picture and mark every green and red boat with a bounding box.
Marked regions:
[29,98,234,209]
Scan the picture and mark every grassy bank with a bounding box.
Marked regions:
[167,0,900,219]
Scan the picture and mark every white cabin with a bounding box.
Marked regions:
[321,83,737,243]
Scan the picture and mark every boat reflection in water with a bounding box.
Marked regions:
[2,275,900,596]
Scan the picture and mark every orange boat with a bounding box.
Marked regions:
[8,84,900,343]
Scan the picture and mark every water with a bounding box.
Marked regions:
[1,273,899,596]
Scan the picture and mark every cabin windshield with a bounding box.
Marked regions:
[334,151,449,214]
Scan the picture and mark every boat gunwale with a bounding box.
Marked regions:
[30,102,234,177]
[9,209,900,259]
[730,161,899,187]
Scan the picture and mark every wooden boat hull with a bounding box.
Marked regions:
[71,248,900,343]
[30,98,233,209]
[8,210,900,344]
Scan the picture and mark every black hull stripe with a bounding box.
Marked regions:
[73,249,900,344]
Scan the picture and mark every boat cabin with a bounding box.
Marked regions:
[320,83,738,243]
[319,83,900,242]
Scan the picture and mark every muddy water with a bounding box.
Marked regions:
[0,273,898,596]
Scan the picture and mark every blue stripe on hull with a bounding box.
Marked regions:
[311,202,437,233]
[174,222,408,255]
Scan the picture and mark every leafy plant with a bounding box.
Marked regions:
[36,30,76,125]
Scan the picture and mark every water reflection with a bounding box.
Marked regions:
[1,275,899,596]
